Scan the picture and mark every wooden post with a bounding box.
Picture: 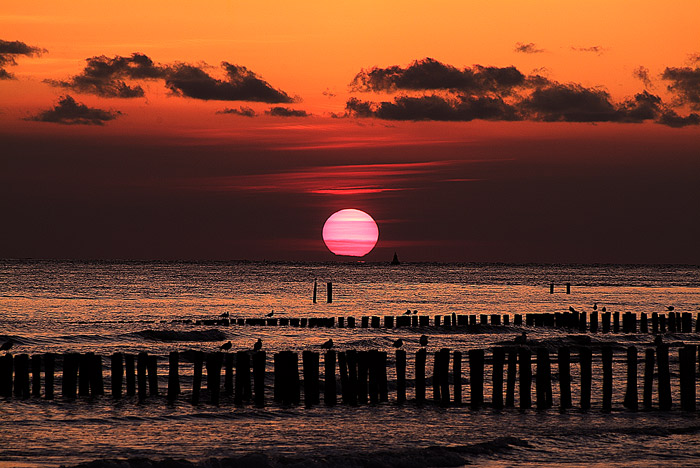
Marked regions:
[469,349,484,409]
[224,353,233,396]
[558,347,572,409]
[303,350,320,407]
[78,353,91,397]
[613,312,620,333]
[14,354,30,399]
[518,348,531,409]
[357,351,369,404]
[44,353,54,400]
[167,351,179,402]
[536,348,552,409]
[273,353,282,403]
[624,346,638,411]
[368,350,380,404]
[590,312,598,333]
[125,354,135,397]
[415,348,426,404]
[659,315,666,333]
[324,350,336,406]
[93,354,104,397]
[602,347,613,412]
[206,352,222,405]
[438,349,450,406]
[0,354,12,398]
[192,351,203,405]
[396,349,406,404]
[651,312,659,334]
[550,282,554,294]
[253,351,266,407]
[147,355,158,397]
[505,348,517,407]
[136,352,148,400]
[432,350,441,403]
[338,351,349,404]
[657,344,672,410]
[327,282,332,303]
[111,352,123,399]
[566,282,571,294]
[62,353,78,399]
[643,348,654,410]
[31,354,41,397]
[679,346,696,411]
[580,347,592,410]
[379,351,389,403]
[286,351,300,405]
[235,350,251,404]
[313,279,317,304]
[346,350,358,406]
[453,350,462,406]
[640,313,648,333]
[492,348,504,409]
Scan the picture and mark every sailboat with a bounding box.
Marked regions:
[391,252,400,265]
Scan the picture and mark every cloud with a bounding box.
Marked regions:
[0,39,46,79]
[216,106,257,117]
[688,53,700,64]
[266,106,310,117]
[514,42,544,54]
[633,66,653,89]
[662,66,700,109]
[350,57,526,94]
[27,95,121,125]
[571,46,605,55]
[47,52,293,102]
[657,110,700,128]
[521,83,618,122]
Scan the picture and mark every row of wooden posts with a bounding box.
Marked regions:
[1,344,697,411]
[187,311,699,334]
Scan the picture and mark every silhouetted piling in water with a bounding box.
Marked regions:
[550,282,554,294]
[566,282,571,294]
[536,348,552,410]
[361,317,369,328]
[368,350,380,404]
[643,348,654,410]
[31,355,41,397]
[137,352,148,400]
[492,348,504,409]
[660,315,667,333]
[602,312,610,333]
[396,349,406,404]
[434,315,441,327]
[453,350,462,406]
[432,350,441,403]
[324,350,336,406]
[679,346,696,412]
[681,313,692,333]
[206,352,222,405]
[303,350,320,407]
[652,313,659,334]
[378,351,389,403]
[505,348,517,407]
[111,353,123,399]
[347,317,356,328]
[14,354,30,399]
[624,346,638,411]
[78,353,91,397]
[124,354,135,397]
[437,349,450,406]
[235,351,251,404]
[580,347,592,410]
[327,282,332,303]
[590,312,598,333]
[371,316,381,328]
[62,353,78,399]
[696,313,700,333]
[0,354,13,398]
[613,313,620,333]
[167,351,179,402]
[601,347,613,412]
[44,353,54,400]
[147,355,158,397]
[191,351,203,405]
[513,314,522,326]
[668,312,676,333]
[415,349,426,404]
[518,348,531,409]
[657,344,672,410]
[223,353,233,396]
[313,280,317,304]
[337,351,350,404]
[346,350,358,405]
[253,351,266,407]
[640,313,648,333]
[469,349,484,409]
[357,351,369,404]
[558,347,572,409]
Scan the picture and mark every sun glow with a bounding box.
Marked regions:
[322,209,379,257]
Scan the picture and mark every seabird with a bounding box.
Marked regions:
[569,306,576,313]
[266,310,275,317]
[667,306,675,311]
[321,339,334,349]
[514,332,527,344]
[0,340,13,351]
[392,338,404,348]
[412,310,418,315]
[220,341,232,351]
[253,338,263,351]
[419,335,428,347]
[404,310,412,315]
[602,306,607,312]
[593,303,598,310]
[219,311,230,318]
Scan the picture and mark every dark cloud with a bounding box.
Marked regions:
[0,39,46,79]
[266,106,310,117]
[521,83,618,122]
[514,42,544,54]
[688,53,700,64]
[216,106,257,117]
[27,95,121,125]
[571,46,605,55]
[350,57,526,95]
[633,66,653,89]
[47,53,293,103]
[164,62,293,103]
[657,110,700,128]
[662,67,700,109]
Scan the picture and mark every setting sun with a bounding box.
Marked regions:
[322,209,379,257]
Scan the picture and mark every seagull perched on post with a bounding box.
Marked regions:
[393,338,404,348]
[0,340,13,351]
[419,335,428,347]
[253,338,263,351]
[220,341,232,351]
[569,306,576,313]
[667,306,675,311]
[593,303,598,311]
[219,311,230,318]
[404,309,411,315]
[602,306,607,312]
[321,339,334,349]
[266,310,274,317]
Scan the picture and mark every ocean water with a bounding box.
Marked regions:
[1,260,699,467]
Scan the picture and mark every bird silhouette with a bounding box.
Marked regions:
[602,306,607,312]
[321,339,334,349]
[419,335,428,347]
[266,310,274,317]
[667,306,675,311]
[593,303,598,310]
[404,309,411,315]
[514,332,527,344]
[219,311,230,318]
[220,341,232,351]
[569,306,576,313]
[253,338,263,351]
[412,310,418,314]
[392,338,404,348]
[0,340,13,351]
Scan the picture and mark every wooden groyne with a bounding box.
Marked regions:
[178,311,700,334]
[1,344,697,412]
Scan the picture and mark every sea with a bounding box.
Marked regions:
[1,260,699,468]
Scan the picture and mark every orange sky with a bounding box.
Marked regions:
[1,1,699,262]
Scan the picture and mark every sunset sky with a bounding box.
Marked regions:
[2,1,699,262]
